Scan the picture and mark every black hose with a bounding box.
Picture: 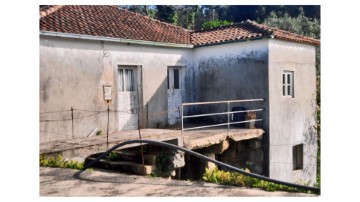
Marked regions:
[76,139,320,194]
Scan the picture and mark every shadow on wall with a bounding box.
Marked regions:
[183,54,268,128]
[144,77,168,129]
[144,56,190,129]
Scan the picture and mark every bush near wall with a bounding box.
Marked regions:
[202,166,314,193]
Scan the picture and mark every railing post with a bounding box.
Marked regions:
[106,105,109,148]
[71,106,74,139]
[181,104,184,136]
[227,102,230,132]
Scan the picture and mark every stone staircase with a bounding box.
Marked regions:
[85,149,185,176]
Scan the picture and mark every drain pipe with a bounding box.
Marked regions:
[76,139,320,194]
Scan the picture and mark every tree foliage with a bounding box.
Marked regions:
[119,5,156,18]
[202,19,232,29]
[263,8,320,39]
[156,5,178,25]
[175,5,200,30]
[121,5,320,31]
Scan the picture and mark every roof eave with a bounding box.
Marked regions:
[273,36,320,46]
[40,31,194,48]
[193,36,272,47]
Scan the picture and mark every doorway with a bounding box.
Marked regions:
[118,67,138,130]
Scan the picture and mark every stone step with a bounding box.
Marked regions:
[112,150,145,162]
[85,157,155,175]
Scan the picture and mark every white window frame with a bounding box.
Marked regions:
[282,71,294,98]
[167,67,181,90]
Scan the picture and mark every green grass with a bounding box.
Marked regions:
[40,154,84,170]
[106,152,121,161]
[202,166,317,194]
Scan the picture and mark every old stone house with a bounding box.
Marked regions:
[40,5,319,184]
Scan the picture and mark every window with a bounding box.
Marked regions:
[118,68,135,92]
[167,67,181,90]
[282,71,294,98]
[167,69,169,89]
[293,144,303,170]
[173,69,180,89]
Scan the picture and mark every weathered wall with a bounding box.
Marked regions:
[268,39,317,184]
[186,40,269,126]
[192,40,269,102]
[40,36,193,143]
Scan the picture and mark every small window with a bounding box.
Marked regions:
[173,69,180,89]
[282,71,294,98]
[293,144,303,170]
[167,69,169,89]
[167,67,181,90]
[118,68,135,92]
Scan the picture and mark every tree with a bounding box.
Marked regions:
[119,5,156,18]
[227,5,259,22]
[156,5,178,25]
[175,5,200,30]
[201,19,232,29]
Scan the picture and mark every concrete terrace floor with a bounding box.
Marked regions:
[40,167,316,197]
[40,127,264,158]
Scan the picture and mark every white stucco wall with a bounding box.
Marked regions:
[40,36,193,143]
[268,39,317,184]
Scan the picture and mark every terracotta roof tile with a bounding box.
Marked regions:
[39,6,319,46]
[191,20,320,46]
[39,5,191,45]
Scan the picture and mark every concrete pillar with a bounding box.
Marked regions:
[203,153,216,171]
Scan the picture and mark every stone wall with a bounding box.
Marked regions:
[181,137,264,180]
[219,138,263,174]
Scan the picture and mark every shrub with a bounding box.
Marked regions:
[106,152,121,161]
[202,166,314,194]
[202,166,252,187]
[40,154,84,170]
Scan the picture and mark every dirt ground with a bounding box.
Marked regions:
[39,167,317,197]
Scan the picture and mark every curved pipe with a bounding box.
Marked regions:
[75,139,320,194]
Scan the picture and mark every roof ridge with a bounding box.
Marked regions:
[245,19,320,45]
[192,22,239,33]
[191,20,266,33]
[118,7,191,33]
[39,5,63,19]
[249,20,320,41]
[40,5,191,45]
[243,19,274,35]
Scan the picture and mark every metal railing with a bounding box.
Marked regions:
[181,99,265,133]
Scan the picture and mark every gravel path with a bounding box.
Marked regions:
[40,167,317,197]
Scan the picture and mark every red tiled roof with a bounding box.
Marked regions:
[39,6,319,46]
[39,5,191,45]
[191,20,320,46]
